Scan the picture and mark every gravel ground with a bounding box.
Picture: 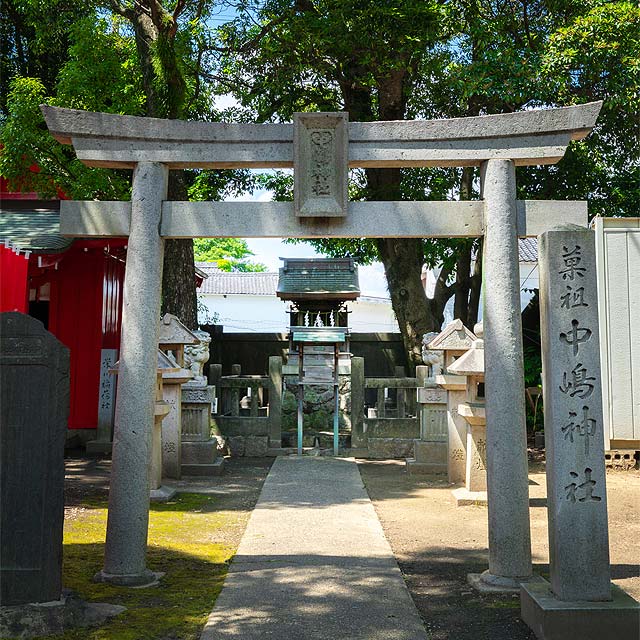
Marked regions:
[358,459,640,640]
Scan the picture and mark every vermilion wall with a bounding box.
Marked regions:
[32,243,125,429]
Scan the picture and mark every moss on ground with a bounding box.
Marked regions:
[36,494,239,640]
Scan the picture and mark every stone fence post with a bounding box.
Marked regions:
[268,356,282,447]
[350,357,365,448]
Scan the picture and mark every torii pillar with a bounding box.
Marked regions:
[468,159,535,592]
[95,162,168,586]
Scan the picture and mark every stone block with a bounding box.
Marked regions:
[414,440,448,466]
[182,440,220,465]
[245,435,269,457]
[520,580,640,640]
[294,112,348,217]
[367,438,415,459]
[605,450,637,471]
[0,313,69,606]
[452,487,488,507]
[228,436,245,458]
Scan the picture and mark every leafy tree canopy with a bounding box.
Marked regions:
[193,238,267,271]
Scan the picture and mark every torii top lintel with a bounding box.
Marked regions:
[40,102,602,170]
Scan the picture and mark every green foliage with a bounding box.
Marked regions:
[193,238,266,271]
[0,76,130,199]
[523,343,544,432]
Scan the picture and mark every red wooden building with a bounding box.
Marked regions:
[1,178,126,440]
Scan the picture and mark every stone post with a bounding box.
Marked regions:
[208,363,222,405]
[415,365,428,438]
[478,159,532,590]
[99,162,168,587]
[539,228,610,599]
[86,348,118,453]
[268,356,283,447]
[350,357,365,448]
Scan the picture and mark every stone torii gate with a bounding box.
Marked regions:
[42,102,601,590]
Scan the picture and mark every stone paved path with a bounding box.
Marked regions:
[200,456,428,640]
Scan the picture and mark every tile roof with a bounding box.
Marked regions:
[196,264,279,295]
[0,201,71,253]
[277,258,360,300]
[519,237,538,262]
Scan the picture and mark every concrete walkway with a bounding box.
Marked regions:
[200,456,428,640]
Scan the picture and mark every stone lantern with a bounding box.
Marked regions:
[110,349,177,500]
[158,314,197,479]
[447,324,486,506]
[429,319,477,483]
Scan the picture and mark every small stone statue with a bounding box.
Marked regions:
[421,331,444,381]
[184,330,211,386]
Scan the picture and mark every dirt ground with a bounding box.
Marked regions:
[358,459,640,640]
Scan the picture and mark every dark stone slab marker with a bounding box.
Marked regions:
[0,312,69,606]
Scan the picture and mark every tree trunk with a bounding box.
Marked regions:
[113,0,198,329]
[376,237,439,370]
[162,238,198,329]
[163,171,198,329]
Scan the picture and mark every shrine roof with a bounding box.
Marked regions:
[0,200,71,253]
[277,258,360,301]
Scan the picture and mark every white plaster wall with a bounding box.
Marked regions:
[198,293,398,333]
[595,218,640,446]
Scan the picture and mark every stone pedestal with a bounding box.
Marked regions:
[181,383,224,476]
[161,378,189,480]
[520,228,639,638]
[150,396,174,502]
[521,582,639,640]
[406,378,448,475]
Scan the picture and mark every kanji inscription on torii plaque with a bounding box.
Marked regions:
[293,112,348,218]
[539,227,611,602]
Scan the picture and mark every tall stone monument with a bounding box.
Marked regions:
[521,227,639,639]
[0,313,69,605]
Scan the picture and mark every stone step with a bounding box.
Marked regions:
[405,459,447,475]
[181,458,225,477]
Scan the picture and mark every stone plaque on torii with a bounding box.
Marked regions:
[41,102,601,596]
